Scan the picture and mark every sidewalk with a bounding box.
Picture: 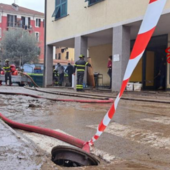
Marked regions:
[34,87,170,104]
[0,120,58,170]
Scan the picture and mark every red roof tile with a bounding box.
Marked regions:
[0,3,44,17]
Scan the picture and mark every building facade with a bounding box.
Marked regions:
[45,0,170,91]
[0,3,44,63]
[52,47,74,66]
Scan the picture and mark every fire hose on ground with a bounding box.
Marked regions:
[0,112,99,166]
[18,72,113,103]
[18,71,40,88]
[0,91,114,103]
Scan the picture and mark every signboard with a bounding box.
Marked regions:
[113,54,120,62]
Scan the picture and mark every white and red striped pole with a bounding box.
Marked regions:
[88,0,167,146]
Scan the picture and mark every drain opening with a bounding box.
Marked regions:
[51,145,100,167]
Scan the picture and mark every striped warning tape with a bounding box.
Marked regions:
[88,0,167,145]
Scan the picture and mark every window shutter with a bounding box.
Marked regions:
[53,0,67,19]
[52,7,59,17]
[39,19,41,27]
[28,17,30,28]
[61,1,67,16]
[15,15,17,26]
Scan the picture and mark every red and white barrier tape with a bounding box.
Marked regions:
[88,0,167,145]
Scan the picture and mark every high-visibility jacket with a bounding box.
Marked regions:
[74,59,91,72]
[53,69,58,77]
[3,64,11,73]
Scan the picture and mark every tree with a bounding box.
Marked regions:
[1,28,40,66]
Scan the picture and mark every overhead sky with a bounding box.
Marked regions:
[0,0,44,13]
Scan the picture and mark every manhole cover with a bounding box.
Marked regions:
[51,145,100,167]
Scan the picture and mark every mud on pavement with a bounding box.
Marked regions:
[1,89,170,170]
[0,120,59,170]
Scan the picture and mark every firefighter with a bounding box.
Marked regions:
[53,65,58,86]
[3,59,12,86]
[73,54,91,92]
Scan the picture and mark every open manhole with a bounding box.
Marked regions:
[51,145,100,167]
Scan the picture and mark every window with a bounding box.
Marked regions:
[35,32,40,42]
[52,0,67,20]
[55,54,57,59]
[58,53,61,60]
[7,14,17,27]
[86,0,104,6]
[35,18,41,27]
[66,52,69,60]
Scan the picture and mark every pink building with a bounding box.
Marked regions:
[0,3,44,62]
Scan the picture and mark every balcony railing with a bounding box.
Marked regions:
[7,22,32,30]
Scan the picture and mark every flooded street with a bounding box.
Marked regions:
[1,88,170,170]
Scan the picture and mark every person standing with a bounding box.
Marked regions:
[56,63,64,86]
[53,65,58,86]
[65,63,74,86]
[158,57,166,90]
[3,59,12,86]
[73,55,91,92]
[107,56,112,89]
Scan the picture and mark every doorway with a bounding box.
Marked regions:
[131,35,168,90]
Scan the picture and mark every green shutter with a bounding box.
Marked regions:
[88,0,104,6]
[53,0,67,19]
[60,0,67,17]
[52,6,59,17]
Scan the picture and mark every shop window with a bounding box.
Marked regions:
[52,0,67,20]
[86,0,104,6]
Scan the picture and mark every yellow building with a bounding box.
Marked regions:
[52,47,74,66]
[45,0,170,91]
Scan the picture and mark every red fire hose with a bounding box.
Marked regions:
[0,112,90,153]
[0,92,113,103]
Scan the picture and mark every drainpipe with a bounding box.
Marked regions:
[43,0,47,87]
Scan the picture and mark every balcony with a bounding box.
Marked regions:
[7,22,32,30]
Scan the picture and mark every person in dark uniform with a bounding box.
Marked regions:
[53,65,58,86]
[3,59,12,86]
[107,56,112,89]
[65,63,74,86]
[73,54,91,92]
[158,57,166,90]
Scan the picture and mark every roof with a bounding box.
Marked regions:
[0,3,44,17]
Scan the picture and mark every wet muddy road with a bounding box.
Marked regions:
[1,90,170,170]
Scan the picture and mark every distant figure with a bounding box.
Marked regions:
[56,63,64,86]
[158,57,166,90]
[0,60,2,85]
[73,55,91,92]
[65,63,74,86]
[107,56,112,89]
[3,59,12,86]
[53,65,58,86]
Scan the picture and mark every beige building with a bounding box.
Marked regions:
[45,0,170,91]
[52,47,74,66]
